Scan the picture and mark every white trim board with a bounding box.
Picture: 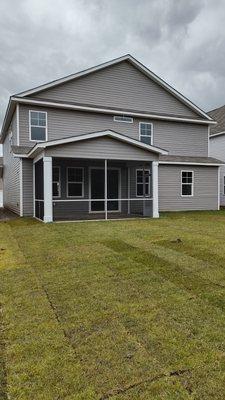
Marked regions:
[159,161,223,166]
[210,131,225,138]
[15,54,212,121]
[11,96,216,126]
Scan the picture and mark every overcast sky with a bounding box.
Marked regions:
[1,0,225,127]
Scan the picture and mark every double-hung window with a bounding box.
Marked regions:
[29,111,47,141]
[52,167,61,198]
[139,122,153,145]
[181,171,194,196]
[67,167,84,197]
[136,169,151,197]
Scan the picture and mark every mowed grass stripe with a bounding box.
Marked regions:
[0,223,97,400]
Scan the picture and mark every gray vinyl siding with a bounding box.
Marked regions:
[3,129,20,214]
[31,61,199,118]
[22,159,33,216]
[19,105,208,156]
[45,137,158,161]
[159,165,218,211]
[210,135,225,206]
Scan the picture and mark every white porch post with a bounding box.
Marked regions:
[43,156,53,223]
[104,159,108,220]
[152,161,159,218]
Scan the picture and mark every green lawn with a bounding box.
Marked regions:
[1,212,225,399]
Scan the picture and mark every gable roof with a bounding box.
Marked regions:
[208,104,225,136]
[14,130,168,158]
[16,54,212,121]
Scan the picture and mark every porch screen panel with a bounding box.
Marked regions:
[35,159,44,220]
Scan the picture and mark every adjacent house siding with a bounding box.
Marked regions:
[19,105,208,156]
[3,129,20,214]
[210,135,225,205]
[45,137,158,161]
[22,159,33,216]
[31,61,199,118]
[159,165,218,211]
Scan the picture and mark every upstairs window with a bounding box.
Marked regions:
[29,111,47,141]
[136,169,151,197]
[181,171,194,196]
[139,122,153,145]
[67,167,84,198]
[114,116,133,123]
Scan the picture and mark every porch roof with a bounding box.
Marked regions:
[18,130,168,159]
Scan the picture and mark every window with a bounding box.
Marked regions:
[67,167,84,197]
[181,171,193,196]
[223,176,225,195]
[29,111,47,141]
[52,167,61,198]
[139,122,153,145]
[136,169,151,197]
[114,116,133,123]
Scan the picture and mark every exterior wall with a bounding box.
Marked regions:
[3,127,20,214]
[210,135,225,206]
[45,137,158,161]
[22,159,33,216]
[31,61,199,118]
[52,158,152,220]
[159,164,219,211]
[19,105,208,157]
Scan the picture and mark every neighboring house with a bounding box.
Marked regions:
[0,157,2,207]
[209,105,225,206]
[0,54,222,222]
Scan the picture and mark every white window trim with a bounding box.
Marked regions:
[67,167,84,198]
[53,166,61,198]
[181,170,194,197]
[29,110,48,142]
[136,168,151,197]
[139,122,153,145]
[223,176,225,196]
[114,115,133,123]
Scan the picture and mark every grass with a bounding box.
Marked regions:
[1,211,225,398]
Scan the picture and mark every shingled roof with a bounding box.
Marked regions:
[208,104,225,135]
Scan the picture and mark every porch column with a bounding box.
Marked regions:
[152,161,159,218]
[104,159,108,220]
[43,156,53,223]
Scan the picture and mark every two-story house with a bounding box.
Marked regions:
[0,55,222,222]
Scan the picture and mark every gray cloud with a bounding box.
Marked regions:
[1,0,225,126]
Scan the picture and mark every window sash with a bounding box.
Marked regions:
[67,168,84,198]
[139,122,153,145]
[136,169,151,197]
[181,171,193,196]
[52,167,61,198]
[29,111,47,141]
